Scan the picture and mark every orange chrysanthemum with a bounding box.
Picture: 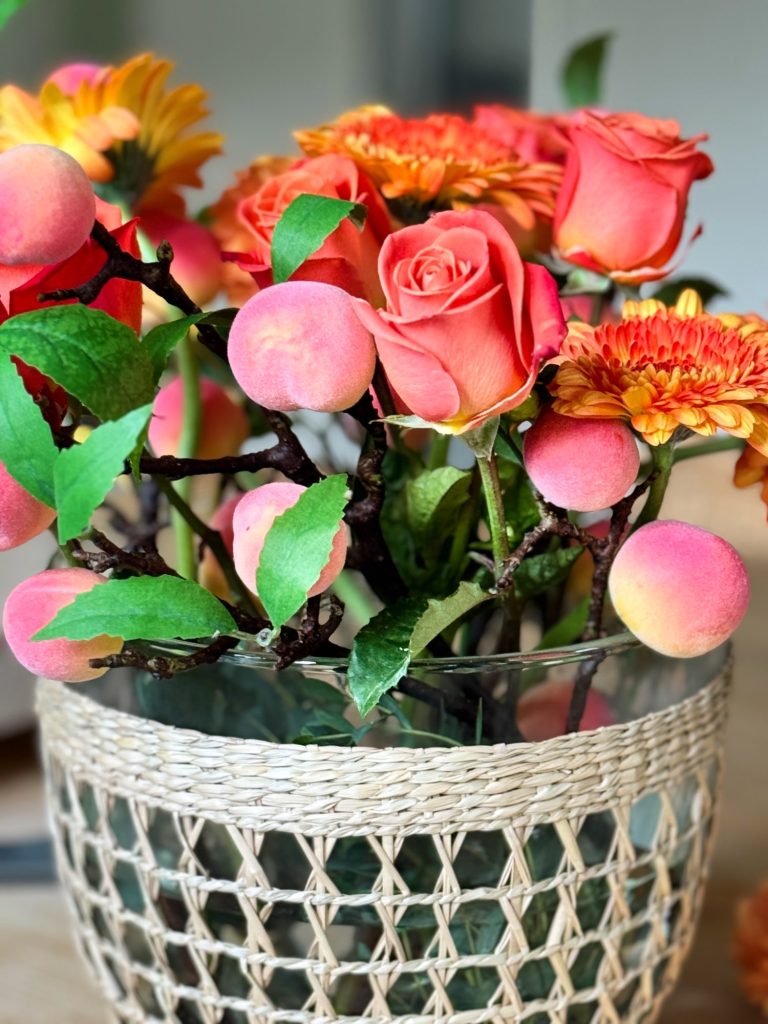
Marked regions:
[0,54,223,214]
[210,154,294,303]
[734,445,768,518]
[734,882,768,1014]
[551,289,768,452]
[295,105,562,229]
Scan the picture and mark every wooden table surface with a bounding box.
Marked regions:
[0,452,766,1024]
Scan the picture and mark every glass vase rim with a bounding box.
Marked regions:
[144,630,642,674]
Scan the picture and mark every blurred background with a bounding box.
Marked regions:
[0,1,766,1021]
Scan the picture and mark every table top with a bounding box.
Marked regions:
[1,451,767,1024]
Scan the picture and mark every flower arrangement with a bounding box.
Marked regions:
[0,49,762,751]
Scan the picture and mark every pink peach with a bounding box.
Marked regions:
[517,679,614,741]
[140,210,223,306]
[3,568,122,682]
[608,520,749,657]
[46,62,103,94]
[232,482,347,598]
[0,144,96,265]
[0,462,56,550]
[524,410,639,511]
[228,281,376,413]
[149,377,250,460]
[200,494,242,600]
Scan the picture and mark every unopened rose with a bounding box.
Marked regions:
[229,154,391,305]
[553,110,713,284]
[354,209,566,433]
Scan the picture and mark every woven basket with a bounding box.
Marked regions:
[37,642,731,1024]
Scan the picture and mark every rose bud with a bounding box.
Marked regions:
[523,410,639,511]
[354,209,567,433]
[149,377,250,460]
[0,462,56,551]
[232,482,347,598]
[228,281,376,413]
[554,111,713,284]
[608,520,749,657]
[0,144,96,265]
[3,568,122,682]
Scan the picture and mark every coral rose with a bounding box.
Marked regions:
[354,209,566,434]
[227,154,391,305]
[553,110,713,284]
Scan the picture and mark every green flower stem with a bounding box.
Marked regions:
[331,570,377,629]
[633,441,674,531]
[476,452,522,652]
[155,476,257,613]
[427,433,450,470]
[171,332,201,579]
[672,434,745,463]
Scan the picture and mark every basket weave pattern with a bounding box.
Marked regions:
[37,668,729,1024]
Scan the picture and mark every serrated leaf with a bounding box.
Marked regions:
[54,404,153,542]
[562,32,612,108]
[271,194,367,285]
[143,314,204,381]
[0,306,154,421]
[257,474,348,629]
[0,355,57,506]
[515,546,584,601]
[405,467,471,542]
[33,575,236,642]
[347,596,428,717]
[651,276,729,308]
[0,0,29,31]
[536,596,590,650]
[409,581,490,656]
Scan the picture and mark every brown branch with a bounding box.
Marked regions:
[90,634,240,678]
[273,595,345,670]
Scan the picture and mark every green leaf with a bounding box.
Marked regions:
[143,314,204,381]
[271,194,367,285]
[54,404,153,542]
[0,0,29,31]
[0,306,154,421]
[515,546,584,601]
[405,466,472,543]
[536,596,590,650]
[561,32,612,108]
[410,581,490,656]
[257,474,348,629]
[0,355,57,506]
[347,596,428,717]
[33,575,236,642]
[494,428,524,468]
[652,276,729,307]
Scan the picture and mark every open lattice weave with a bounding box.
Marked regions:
[37,666,730,1024]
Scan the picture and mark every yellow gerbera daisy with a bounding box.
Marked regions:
[295,105,562,229]
[551,289,768,453]
[0,54,223,214]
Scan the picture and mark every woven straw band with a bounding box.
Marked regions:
[37,662,731,1023]
[38,671,729,837]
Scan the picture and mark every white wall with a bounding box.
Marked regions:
[531,0,768,312]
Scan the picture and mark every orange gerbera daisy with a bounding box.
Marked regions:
[295,105,562,229]
[551,289,768,452]
[0,54,223,214]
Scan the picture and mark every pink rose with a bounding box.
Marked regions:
[354,209,566,433]
[554,110,713,283]
[229,154,391,305]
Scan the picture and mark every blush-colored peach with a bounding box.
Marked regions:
[149,377,249,460]
[140,210,222,306]
[0,145,96,265]
[228,281,376,413]
[608,520,750,657]
[232,482,347,599]
[517,679,614,741]
[200,494,242,600]
[524,410,639,511]
[0,463,56,550]
[3,568,122,682]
